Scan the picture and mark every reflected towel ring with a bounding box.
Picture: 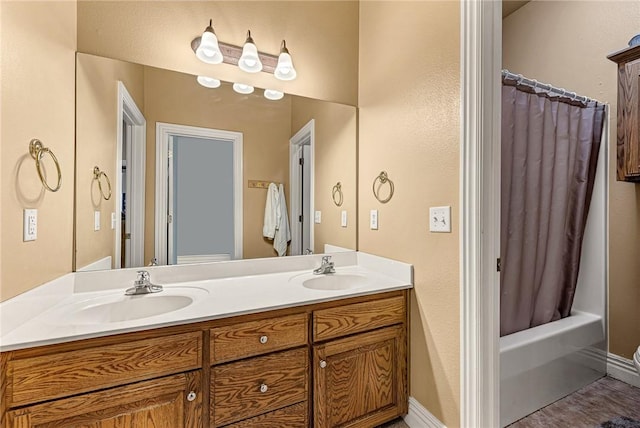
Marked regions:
[93,166,112,200]
[372,171,394,204]
[332,182,343,207]
[29,139,62,192]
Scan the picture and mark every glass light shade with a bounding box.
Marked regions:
[238,36,262,73]
[195,27,223,64]
[274,52,297,81]
[196,76,221,88]
[264,89,284,101]
[233,83,254,94]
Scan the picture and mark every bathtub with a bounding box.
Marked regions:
[500,311,606,426]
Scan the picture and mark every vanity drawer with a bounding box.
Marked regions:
[313,295,405,342]
[6,331,202,407]
[210,313,308,364]
[223,402,308,427]
[210,347,308,427]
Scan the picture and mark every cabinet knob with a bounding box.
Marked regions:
[259,335,268,344]
[260,383,269,393]
[187,391,197,402]
[319,360,327,369]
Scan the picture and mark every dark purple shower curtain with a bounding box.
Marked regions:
[500,82,605,337]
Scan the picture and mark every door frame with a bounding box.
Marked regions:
[460,0,502,426]
[289,119,315,256]
[155,122,243,265]
[116,81,146,269]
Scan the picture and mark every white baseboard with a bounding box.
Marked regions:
[404,397,446,428]
[607,351,640,388]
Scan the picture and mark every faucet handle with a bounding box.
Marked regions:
[136,270,150,284]
[322,255,332,264]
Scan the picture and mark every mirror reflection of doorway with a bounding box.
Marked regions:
[155,123,243,265]
[289,119,315,255]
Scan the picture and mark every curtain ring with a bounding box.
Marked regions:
[93,166,112,200]
[29,139,62,192]
[332,182,343,207]
[372,171,394,204]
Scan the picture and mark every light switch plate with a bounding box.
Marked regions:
[314,211,322,224]
[429,206,451,233]
[341,210,348,227]
[111,212,116,230]
[23,209,37,241]
[94,211,101,231]
[370,209,378,230]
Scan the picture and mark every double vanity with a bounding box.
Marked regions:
[0,251,412,427]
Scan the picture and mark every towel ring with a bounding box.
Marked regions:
[372,171,394,204]
[93,166,112,201]
[29,139,62,192]
[332,182,343,207]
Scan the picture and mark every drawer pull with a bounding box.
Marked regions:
[259,335,268,344]
[187,391,197,402]
[319,360,327,369]
[260,383,269,393]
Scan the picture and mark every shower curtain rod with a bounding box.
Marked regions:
[501,69,598,104]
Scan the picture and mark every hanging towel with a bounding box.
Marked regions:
[274,183,291,256]
[262,183,279,239]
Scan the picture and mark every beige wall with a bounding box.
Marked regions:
[503,0,640,360]
[77,1,359,106]
[0,1,77,302]
[142,66,292,261]
[291,97,357,253]
[358,2,460,426]
[75,54,144,270]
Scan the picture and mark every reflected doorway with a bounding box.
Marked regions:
[289,119,315,255]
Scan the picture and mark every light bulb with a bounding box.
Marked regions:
[264,89,284,101]
[238,30,263,73]
[274,41,297,81]
[197,76,221,88]
[195,20,223,64]
[233,83,254,94]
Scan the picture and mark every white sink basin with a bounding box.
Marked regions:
[49,287,209,325]
[302,274,368,291]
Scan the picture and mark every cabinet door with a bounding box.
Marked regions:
[619,59,640,178]
[313,326,407,428]
[6,371,202,428]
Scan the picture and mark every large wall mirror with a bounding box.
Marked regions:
[74,53,357,271]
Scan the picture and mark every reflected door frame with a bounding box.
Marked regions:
[155,123,243,265]
[289,119,315,256]
[115,82,146,269]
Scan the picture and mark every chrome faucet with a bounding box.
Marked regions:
[313,256,336,275]
[125,270,163,295]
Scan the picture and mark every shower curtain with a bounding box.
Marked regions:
[500,81,606,337]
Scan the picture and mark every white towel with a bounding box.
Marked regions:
[274,183,291,256]
[262,183,279,239]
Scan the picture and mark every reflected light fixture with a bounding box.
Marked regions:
[196,76,221,88]
[238,30,263,73]
[274,40,297,81]
[233,83,254,94]
[195,19,223,64]
[264,89,284,101]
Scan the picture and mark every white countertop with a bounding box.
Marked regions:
[0,252,413,352]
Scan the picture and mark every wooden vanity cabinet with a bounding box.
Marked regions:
[608,44,640,182]
[312,296,408,428]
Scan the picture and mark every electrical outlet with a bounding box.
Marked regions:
[314,211,322,224]
[370,209,378,230]
[341,210,348,227]
[111,212,116,230]
[23,209,37,241]
[429,206,451,233]
[94,211,101,231]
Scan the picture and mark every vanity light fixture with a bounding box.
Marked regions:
[233,83,254,94]
[264,89,284,100]
[238,30,263,73]
[196,76,221,88]
[274,40,297,81]
[195,19,223,64]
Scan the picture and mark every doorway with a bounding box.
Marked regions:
[116,82,146,269]
[289,119,315,255]
[155,123,243,265]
